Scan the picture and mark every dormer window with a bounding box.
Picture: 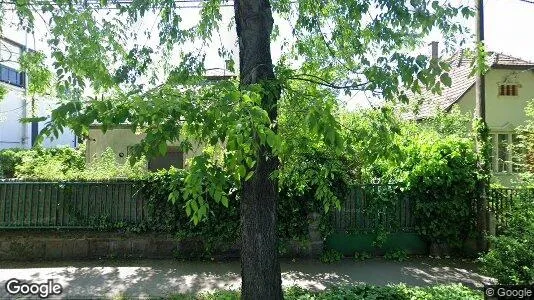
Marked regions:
[499,84,518,96]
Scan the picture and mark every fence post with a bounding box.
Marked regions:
[307,212,323,257]
[488,210,496,237]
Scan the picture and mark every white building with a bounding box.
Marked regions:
[0,36,77,149]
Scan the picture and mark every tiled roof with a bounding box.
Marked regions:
[492,53,534,67]
[403,51,534,120]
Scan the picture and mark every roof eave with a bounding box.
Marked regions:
[492,64,534,70]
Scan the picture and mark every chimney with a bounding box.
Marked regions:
[429,41,439,59]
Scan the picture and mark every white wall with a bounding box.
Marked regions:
[0,31,77,149]
[33,96,78,148]
[0,82,28,149]
[0,82,78,149]
[0,83,80,151]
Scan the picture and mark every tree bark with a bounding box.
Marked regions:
[234,0,283,299]
[475,0,489,252]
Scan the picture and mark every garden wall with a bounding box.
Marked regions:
[0,230,321,261]
[0,179,324,260]
[0,231,184,261]
[2,181,519,260]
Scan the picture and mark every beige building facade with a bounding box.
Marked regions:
[406,47,534,186]
[86,125,203,170]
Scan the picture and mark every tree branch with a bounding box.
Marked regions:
[288,73,369,90]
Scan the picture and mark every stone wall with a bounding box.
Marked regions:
[0,215,324,261]
[0,231,186,261]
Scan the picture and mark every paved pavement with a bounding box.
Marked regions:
[0,258,495,299]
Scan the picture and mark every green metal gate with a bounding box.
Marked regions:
[324,185,427,255]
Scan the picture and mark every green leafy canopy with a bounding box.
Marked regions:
[2,0,474,222]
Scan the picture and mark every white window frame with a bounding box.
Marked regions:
[490,132,522,174]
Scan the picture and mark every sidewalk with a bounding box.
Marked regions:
[0,258,495,299]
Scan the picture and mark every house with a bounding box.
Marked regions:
[85,124,204,170]
[405,42,534,186]
[0,36,77,149]
[85,71,234,170]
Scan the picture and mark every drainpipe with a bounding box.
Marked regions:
[20,32,28,148]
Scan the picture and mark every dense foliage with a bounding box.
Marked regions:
[480,190,534,284]
[0,105,482,253]
[0,146,147,180]
[138,168,240,257]
[2,0,473,227]
[375,125,479,251]
[164,284,482,300]
[1,0,478,295]
[0,85,7,101]
[14,146,85,179]
[515,100,534,186]
[0,148,24,178]
[79,168,319,257]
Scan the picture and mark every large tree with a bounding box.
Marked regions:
[2,0,472,298]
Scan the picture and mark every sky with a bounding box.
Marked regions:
[2,0,534,110]
[480,0,534,62]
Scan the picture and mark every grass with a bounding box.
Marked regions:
[113,284,483,300]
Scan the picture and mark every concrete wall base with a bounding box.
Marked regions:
[0,230,322,261]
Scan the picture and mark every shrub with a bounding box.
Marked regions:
[167,284,482,300]
[0,148,24,178]
[380,131,479,251]
[514,100,534,185]
[480,191,534,284]
[139,168,240,256]
[285,284,478,300]
[353,251,372,261]
[82,168,320,257]
[320,249,343,263]
[384,249,408,262]
[13,146,148,181]
[14,146,85,179]
[77,148,149,180]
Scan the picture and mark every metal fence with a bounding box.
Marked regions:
[332,185,534,235]
[0,181,145,228]
[488,187,534,233]
[1,181,532,232]
[332,184,415,233]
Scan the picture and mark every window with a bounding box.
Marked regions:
[498,84,518,96]
[512,134,523,173]
[0,64,25,87]
[490,132,523,173]
[497,134,508,172]
[0,41,22,69]
[148,146,184,171]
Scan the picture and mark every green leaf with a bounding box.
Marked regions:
[198,205,207,219]
[214,189,222,203]
[225,59,235,72]
[221,195,229,207]
[185,204,192,216]
[440,73,452,87]
[158,142,167,156]
[238,165,246,178]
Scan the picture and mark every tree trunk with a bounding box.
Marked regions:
[475,0,489,252]
[234,0,283,299]
[240,147,282,300]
